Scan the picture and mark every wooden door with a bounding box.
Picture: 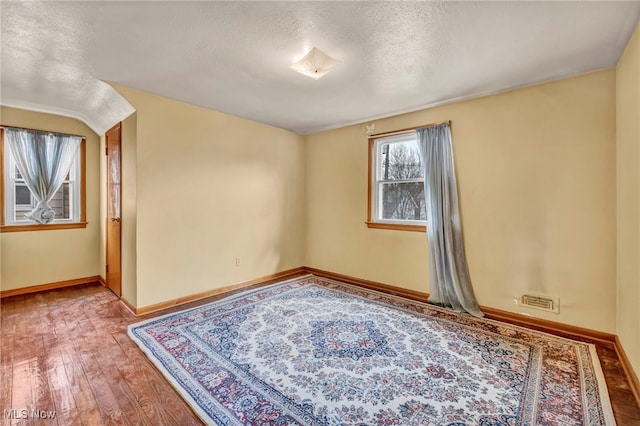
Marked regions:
[106,123,122,297]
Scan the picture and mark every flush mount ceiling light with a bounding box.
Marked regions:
[290,47,340,80]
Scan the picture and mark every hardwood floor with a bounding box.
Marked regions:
[1,282,639,425]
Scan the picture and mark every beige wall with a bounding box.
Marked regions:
[306,70,617,333]
[616,24,640,378]
[112,85,306,308]
[0,107,101,290]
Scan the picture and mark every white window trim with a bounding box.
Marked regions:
[3,139,81,225]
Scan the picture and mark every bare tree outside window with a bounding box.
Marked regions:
[378,140,426,222]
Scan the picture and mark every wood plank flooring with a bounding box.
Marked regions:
[1,283,639,425]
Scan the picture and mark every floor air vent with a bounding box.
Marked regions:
[520,294,559,313]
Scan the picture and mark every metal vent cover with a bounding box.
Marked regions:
[520,294,559,313]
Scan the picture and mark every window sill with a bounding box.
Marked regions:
[365,221,426,232]
[1,222,88,233]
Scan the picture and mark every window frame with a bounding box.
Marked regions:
[366,128,427,232]
[0,127,87,233]
[6,157,79,225]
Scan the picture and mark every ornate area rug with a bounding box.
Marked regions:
[128,275,615,425]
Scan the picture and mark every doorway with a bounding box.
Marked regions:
[105,123,122,297]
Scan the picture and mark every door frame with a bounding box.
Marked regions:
[105,122,122,297]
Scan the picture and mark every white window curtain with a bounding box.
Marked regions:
[416,122,483,317]
[4,127,81,224]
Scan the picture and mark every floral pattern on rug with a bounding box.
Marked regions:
[128,276,614,425]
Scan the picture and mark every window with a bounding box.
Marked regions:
[1,127,86,232]
[367,130,426,232]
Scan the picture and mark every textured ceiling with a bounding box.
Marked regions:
[1,1,639,135]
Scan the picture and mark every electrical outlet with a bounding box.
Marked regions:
[235,257,241,266]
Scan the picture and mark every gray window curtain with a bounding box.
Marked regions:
[416,123,483,317]
[5,127,81,224]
